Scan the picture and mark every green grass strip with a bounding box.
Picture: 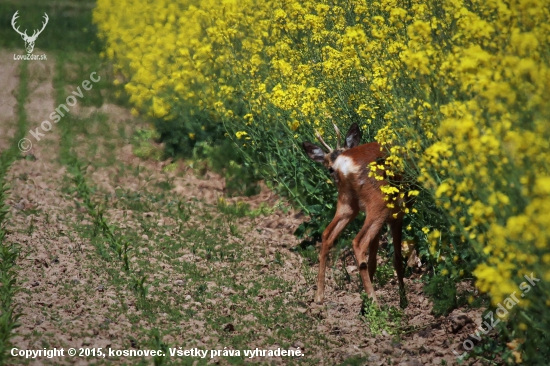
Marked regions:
[0,60,29,365]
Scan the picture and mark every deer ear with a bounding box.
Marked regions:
[302,141,326,163]
[345,123,362,149]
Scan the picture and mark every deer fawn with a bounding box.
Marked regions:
[302,123,408,307]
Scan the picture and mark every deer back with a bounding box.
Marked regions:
[331,142,391,213]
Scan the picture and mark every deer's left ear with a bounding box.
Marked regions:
[345,123,362,149]
[302,141,326,163]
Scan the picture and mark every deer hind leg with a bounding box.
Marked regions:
[315,202,358,304]
[367,232,380,283]
[389,218,407,308]
[353,216,385,302]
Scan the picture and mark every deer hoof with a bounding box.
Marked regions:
[314,293,324,304]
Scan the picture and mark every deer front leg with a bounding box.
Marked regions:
[315,204,357,304]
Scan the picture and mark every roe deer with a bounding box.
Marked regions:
[302,123,409,307]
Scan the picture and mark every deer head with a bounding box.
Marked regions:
[11,11,49,54]
[302,123,362,180]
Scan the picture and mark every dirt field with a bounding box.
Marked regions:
[0,48,489,366]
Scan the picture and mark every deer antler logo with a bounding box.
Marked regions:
[11,11,49,54]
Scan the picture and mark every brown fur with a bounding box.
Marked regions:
[303,124,408,306]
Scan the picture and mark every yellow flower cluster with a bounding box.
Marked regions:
[94,0,550,319]
[407,0,550,306]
